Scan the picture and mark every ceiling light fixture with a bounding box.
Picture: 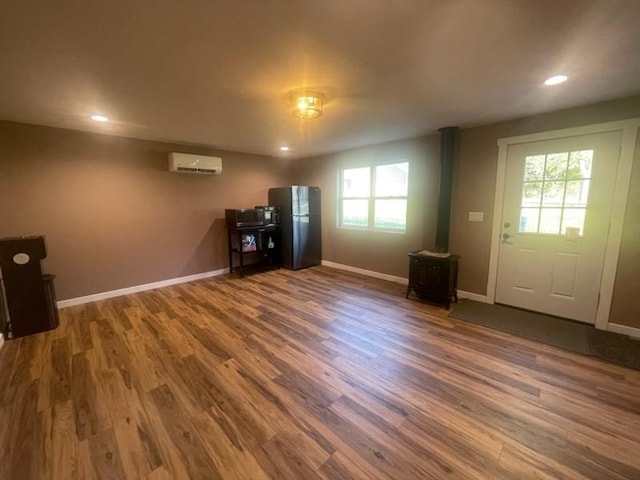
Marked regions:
[90,114,109,122]
[544,75,568,86]
[290,90,324,119]
[280,146,290,151]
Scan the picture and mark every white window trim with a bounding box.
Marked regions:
[338,161,409,233]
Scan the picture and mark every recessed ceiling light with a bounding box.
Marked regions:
[280,146,290,151]
[90,114,109,122]
[544,75,568,86]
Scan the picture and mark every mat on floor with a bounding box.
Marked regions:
[449,300,640,370]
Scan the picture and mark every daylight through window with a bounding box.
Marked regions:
[519,150,593,235]
[338,162,409,231]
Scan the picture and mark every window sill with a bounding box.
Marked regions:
[338,226,406,235]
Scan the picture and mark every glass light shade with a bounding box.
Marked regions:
[291,91,324,119]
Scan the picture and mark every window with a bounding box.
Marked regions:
[338,161,409,231]
[519,150,593,235]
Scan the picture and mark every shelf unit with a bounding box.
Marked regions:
[227,225,281,277]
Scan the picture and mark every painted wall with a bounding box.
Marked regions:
[290,135,441,279]
[0,121,293,300]
[293,95,640,329]
[450,95,640,328]
[2,95,639,329]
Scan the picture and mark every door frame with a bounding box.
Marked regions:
[486,118,640,331]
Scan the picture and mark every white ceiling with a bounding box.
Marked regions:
[1,0,640,158]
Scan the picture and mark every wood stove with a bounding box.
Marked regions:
[406,251,459,308]
[406,127,460,308]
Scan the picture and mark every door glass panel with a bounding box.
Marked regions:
[522,181,542,206]
[524,155,546,181]
[568,150,593,179]
[565,180,590,207]
[519,208,540,233]
[544,153,569,180]
[542,181,565,207]
[539,208,562,234]
[518,149,593,235]
[561,208,586,235]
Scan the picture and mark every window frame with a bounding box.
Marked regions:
[337,161,409,233]
[518,149,593,237]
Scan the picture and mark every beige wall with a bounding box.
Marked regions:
[0,121,293,300]
[450,95,640,328]
[293,95,640,329]
[2,95,639,329]
[291,135,441,278]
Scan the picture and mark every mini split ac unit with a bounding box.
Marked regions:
[168,152,222,175]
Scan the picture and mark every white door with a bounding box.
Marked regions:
[495,131,622,323]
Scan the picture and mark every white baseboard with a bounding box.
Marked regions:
[457,290,489,303]
[57,268,229,308]
[0,333,4,352]
[321,260,408,285]
[607,323,640,340]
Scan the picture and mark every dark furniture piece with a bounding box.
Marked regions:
[227,225,281,277]
[406,251,459,308]
[268,186,321,270]
[0,236,59,338]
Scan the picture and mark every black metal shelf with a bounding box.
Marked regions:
[227,225,281,277]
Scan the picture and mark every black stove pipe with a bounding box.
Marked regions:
[435,126,459,252]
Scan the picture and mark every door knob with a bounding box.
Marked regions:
[502,233,513,245]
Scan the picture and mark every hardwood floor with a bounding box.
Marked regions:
[1,266,640,479]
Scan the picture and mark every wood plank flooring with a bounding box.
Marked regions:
[1,266,640,479]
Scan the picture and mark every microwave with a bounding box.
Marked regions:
[225,208,265,228]
[254,205,278,225]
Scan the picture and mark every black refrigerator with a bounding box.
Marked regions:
[268,186,321,270]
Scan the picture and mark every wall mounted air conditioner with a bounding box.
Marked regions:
[168,152,222,175]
